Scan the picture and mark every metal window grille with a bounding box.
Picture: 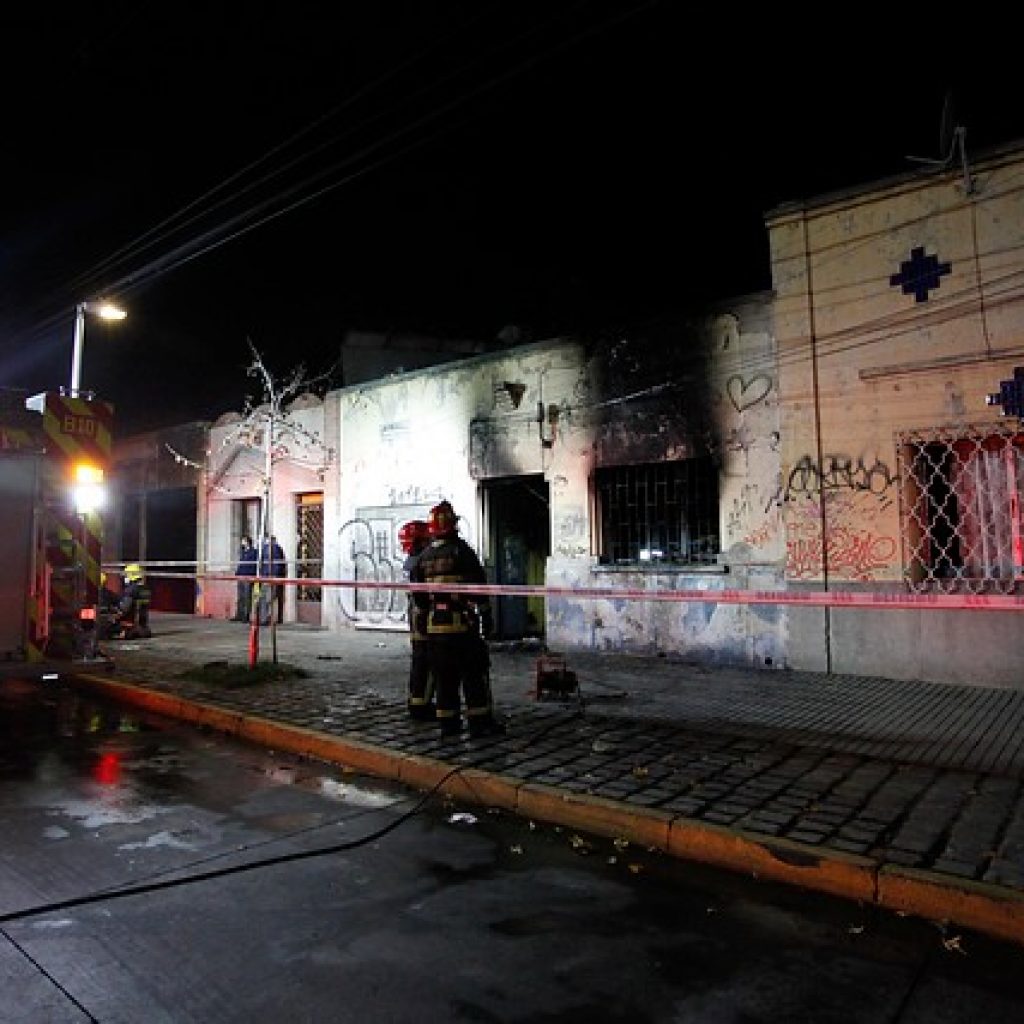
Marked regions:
[597,459,719,565]
[296,496,323,602]
[897,424,1024,593]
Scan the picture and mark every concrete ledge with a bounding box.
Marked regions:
[516,783,674,850]
[878,865,1024,946]
[668,818,879,903]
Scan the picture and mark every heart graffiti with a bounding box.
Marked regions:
[726,374,772,412]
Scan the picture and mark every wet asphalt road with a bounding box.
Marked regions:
[2,677,1024,1024]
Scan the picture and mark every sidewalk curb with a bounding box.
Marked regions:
[667,820,879,903]
[877,867,1024,947]
[71,672,1024,947]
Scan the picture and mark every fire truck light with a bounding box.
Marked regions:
[73,463,106,513]
[75,463,104,484]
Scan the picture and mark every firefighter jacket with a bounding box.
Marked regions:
[411,535,490,636]
[119,581,151,627]
[402,549,429,641]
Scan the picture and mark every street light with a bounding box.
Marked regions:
[70,299,127,397]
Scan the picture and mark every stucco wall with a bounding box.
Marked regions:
[770,145,1024,685]
[325,339,587,631]
[542,300,786,666]
[321,320,788,668]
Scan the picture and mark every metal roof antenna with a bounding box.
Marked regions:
[907,89,976,194]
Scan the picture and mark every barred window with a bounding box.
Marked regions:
[898,425,1024,593]
[596,459,719,566]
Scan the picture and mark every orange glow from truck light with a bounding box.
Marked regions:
[75,463,104,484]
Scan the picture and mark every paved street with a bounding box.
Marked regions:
[69,612,1024,947]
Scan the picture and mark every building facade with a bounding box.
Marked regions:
[116,139,1024,688]
[771,140,1024,686]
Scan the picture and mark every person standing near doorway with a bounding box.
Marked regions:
[234,535,257,622]
[411,500,501,739]
[258,534,287,624]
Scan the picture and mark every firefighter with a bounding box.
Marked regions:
[399,519,434,720]
[411,500,502,739]
[115,563,152,639]
[99,572,118,613]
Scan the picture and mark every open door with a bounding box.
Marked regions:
[482,475,549,641]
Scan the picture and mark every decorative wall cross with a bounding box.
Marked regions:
[889,246,951,303]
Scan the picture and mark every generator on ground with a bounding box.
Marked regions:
[0,389,115,678]
[534,652,579,701]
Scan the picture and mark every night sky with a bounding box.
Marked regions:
[1,4,1020,435]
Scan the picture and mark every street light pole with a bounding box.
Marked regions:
[70,302,87,398]
[69,300,127,398]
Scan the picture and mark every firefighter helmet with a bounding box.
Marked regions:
[124,563,144,583]
[398,519,430,554]
[427,500,458,538]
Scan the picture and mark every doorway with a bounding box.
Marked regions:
[295,492,324,626]
[482,476,549,641]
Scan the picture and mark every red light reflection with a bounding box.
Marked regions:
[93,751,121,785]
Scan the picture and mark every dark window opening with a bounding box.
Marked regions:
[597,459,719,566]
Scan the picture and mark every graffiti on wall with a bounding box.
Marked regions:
[553,506,588,557]
[772,450,899,579]
[335,517,405,626]
[783,453,895,507]
[718,362,778,549]
[784,491,897,581]
[726,373,773,413]
[335,504,476,626]
[386,484,444,507]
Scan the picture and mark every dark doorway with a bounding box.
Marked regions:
[482,476,550,641]
[146,487,197,613]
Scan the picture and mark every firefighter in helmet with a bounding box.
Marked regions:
[410,500,502,739]
[399,519,434,719]
[116,563,152,639]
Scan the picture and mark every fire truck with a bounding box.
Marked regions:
[0,389,115,679]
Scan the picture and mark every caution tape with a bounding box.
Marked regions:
[109,567,1024,613]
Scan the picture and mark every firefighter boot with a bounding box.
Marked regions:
[408,699,436,721]
[437,709,463,739]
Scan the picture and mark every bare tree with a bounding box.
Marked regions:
[216,341,336,667]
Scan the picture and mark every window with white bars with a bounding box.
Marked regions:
[596,459,719,566]
[898,425,1024,593]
